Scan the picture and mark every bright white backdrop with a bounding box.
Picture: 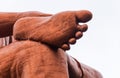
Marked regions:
[0,0,120,78]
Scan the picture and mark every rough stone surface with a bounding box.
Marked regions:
[13,10,92,48]
[0,10,103,78]
[0,41,69,78]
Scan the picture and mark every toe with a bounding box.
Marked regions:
[77,24,88,32]
[61,43,70,50]
[75,31,83,39]
[75,10,92,23]
[69,38,76,44]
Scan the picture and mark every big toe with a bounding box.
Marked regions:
[75,10,92,23]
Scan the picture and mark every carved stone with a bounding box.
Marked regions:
[0,10,102,78]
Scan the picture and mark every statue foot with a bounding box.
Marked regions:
[13,10,92,50]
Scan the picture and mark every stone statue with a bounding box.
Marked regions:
[0,10,102,78]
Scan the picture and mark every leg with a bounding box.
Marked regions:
[0,41,102,78]
[0,11,51,37]
[13,10,92,50]
[0,41,69,78]
[20,43,69,78]
[67,54,103,78]
[81,63,103,78]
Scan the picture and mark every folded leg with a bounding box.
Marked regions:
[0,40,69,78]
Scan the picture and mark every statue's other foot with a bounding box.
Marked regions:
[13,10,92,50]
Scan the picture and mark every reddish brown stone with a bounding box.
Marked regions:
[13,10,92,48]
[0,10,102,78]
[0,41,69,78]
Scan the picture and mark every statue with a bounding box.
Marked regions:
[0,10,102,78]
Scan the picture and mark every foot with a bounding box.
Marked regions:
[13,10,92,50]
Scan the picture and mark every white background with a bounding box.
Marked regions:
[0,0,120,78]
